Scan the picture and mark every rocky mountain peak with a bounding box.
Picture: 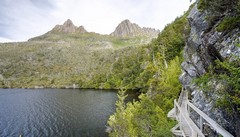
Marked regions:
[110,19,159,38]
[78,25,87,33]
[63,19,75,27]
[51,19,87,33]
[120,19,139,28]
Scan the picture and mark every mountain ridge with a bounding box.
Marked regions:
[29,19,159,41]
[0,18,161,88]
[50,19,87,34]
[110,19,159,38]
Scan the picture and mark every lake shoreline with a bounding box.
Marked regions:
[0,86,143,93]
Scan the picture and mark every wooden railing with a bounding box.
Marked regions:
[169,90,234,137]
[174,99,195,136]
[186,100,234,137]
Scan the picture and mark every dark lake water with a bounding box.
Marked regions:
[0,89,138,137]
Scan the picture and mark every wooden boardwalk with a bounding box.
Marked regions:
[167,90,234,137]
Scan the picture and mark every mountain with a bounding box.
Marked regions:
[0,19,160,89]
[28,19,158,43]
[1,2,239,136]
[28,19,88,41]
[110,19,159,38]
[51,19,87,33]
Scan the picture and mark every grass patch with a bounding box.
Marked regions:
[197,0,207,11]
[216,17,240,32]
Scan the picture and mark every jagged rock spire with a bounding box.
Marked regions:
[110,19,159,38]
[51,19,87,33]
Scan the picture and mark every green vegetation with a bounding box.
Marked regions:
[107,9,190,136]
[0,0,239,136]
[107,54,182,136]
[154,14,189,61]
[106,1,239,136]
[0,33,152,89]
[29,32,148,48]
[197,0,207,12]
[0,2,189,90]
[216,17,240,32]
[195,0,240,112]
[198,0,240,32]
[108,91,173,137]
[0,3,191,136]
[236,43,240,48]
[194,58,240,113]
[0,15,187,90]
[197,0,238,14]
[215,59,240,113]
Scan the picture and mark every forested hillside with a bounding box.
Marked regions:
[107,5,192,136]
[0,5,191,136]
[1,0,239,136]
[0,20,158,89]
[107,1,240,136]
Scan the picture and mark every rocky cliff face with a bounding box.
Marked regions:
[110,19,159,38]
[180,1,240,136]
[51,19,87,33]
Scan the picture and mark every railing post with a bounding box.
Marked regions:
[180,112,183,132]
[199,116,203,132]
[176,100,179,114]
[174,100,176,114]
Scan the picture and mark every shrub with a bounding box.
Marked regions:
[216,17,240,32]
[197,0,207,11]
[194,59,240,113]
[198,0,238,14]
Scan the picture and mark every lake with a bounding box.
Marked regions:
[0,89,138,137]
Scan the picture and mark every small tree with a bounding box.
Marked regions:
[107,88,130,137]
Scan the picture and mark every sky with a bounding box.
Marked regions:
[0,0,194,42]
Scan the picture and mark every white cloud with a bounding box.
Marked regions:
[0,37,13,43]
[0,0,195,42]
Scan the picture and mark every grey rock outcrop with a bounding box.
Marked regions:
[51,19,87,33]
[180,2,240,137]
[110,19,159,38]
